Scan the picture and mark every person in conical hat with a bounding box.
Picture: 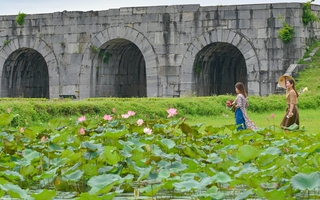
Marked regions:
[278,75,300,129]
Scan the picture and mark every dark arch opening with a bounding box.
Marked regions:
[1,48,49,98]
[193,42,247,96]
[92,39,146,97]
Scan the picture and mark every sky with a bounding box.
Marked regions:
[1,0,320,15]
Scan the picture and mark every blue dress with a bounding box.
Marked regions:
[235,108,247,131]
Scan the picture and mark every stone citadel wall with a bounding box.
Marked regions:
[0,3,319,99]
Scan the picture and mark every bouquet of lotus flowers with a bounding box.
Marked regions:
[226,99,237,112]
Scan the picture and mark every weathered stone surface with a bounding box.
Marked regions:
[0,2,317,98]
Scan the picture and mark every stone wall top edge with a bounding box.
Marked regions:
[2,2,319,18]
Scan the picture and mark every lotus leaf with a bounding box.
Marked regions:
[31,189,56,200]
[236,145,261,163]
[291,172,320,190]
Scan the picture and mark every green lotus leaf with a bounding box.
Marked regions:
[20,165,35,176]
[1,170,24,181]
[166,161,187,172]
[309,153,320,168]
[255,188,287,200]
[179,122,193,134]
[137,166,152,181]
[83,151,98,160]
[198,176,215,189]
[152,124,167,134]
[88,174,121,195]
[224,124,237,131]
[261,147,281,155]
[0,183,32,200]
[194,186,225,199]
[204,156,223,164]
[76,192,116,200]
[139,183,163,196]
[157,170,170,179]
[173,179,201,192]
[302,143,320,153]
[161,138,175,149]
[81,141,103,152]
[98,166,115,174]
[33,167,58,181]
[271,139,288,147]
[62,170,83,182]
[48,142,63,151]
[291,172,320,190]
[182,157,202,172]
[99,146,121,165]
[236,145,261,163]
[103,126,129,139]
[256,154,278,168]
[291,155,307,166]
[182,146,199,159]
[284,123,299,131]
[23,128,37,141]
[0,114,14,126]
[31,189,56,200]
[242,173,271,188]
[128,137,145,151]
[204,125,225,134]
[23,149,41,161]
[212,172,231,183]
[235,189,253,200]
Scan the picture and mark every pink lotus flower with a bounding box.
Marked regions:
[167,108,178,118]
[6,108,10,113]
[121,114,130,119]
[20,127,24,133]
[136,119,143,126]
[144,127,152,135]
[226,100,233,108]
[128,110,136,116]
[78,128,85,135]
[41,136,47,142]
[78,116,86,122]
[103,115,112,121]
[112,108,116,113]
[271,113,275,119]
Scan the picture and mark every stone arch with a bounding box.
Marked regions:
[180,29,260,96]
[0,36,60,99]
[80,26,159,98]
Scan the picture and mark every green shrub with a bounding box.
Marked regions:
[0,93,318,128]
[15,12,27,26]
[277,14,295,43]
[302,0,319,26]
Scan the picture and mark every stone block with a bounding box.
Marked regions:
[142,14,159,22]
[120,7,133,16]
[133,7,147,15]
[238,10,251,19]
[247,81,260,95]
[123,15,143,23]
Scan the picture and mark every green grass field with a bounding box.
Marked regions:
[184,109,320,134]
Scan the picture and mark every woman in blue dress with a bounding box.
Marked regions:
[234,82,258,131]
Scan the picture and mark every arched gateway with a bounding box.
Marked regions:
[180,29,260,96]
[80,26,159,99]
[0,36,60,99]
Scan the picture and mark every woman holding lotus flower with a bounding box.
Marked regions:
[234,82,258,131]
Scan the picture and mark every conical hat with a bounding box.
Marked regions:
[278,75,295,89]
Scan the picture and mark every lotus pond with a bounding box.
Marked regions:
[0,108,320,200]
